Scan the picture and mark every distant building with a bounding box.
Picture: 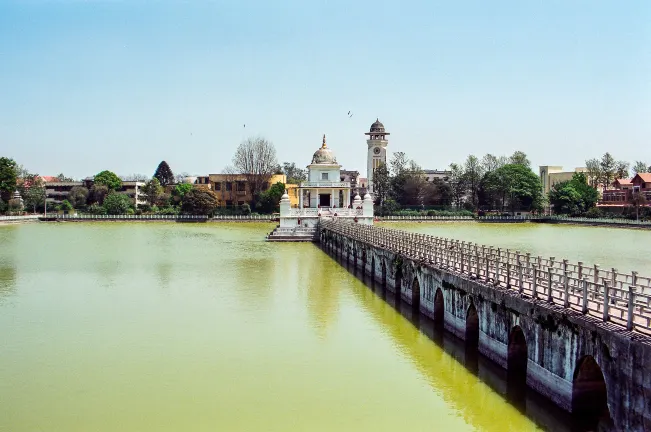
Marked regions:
[601,173,651,207]
[340,169,367,200]
[208,173,293,207]
[539,166,590,195]
[422,169,450,183]
[44,178,146,206]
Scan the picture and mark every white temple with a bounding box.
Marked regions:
[269,134,374,240]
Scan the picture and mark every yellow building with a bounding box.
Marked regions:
[207,173,298,207]
[539,166,589,195]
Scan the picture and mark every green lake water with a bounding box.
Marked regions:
[2,221,644,431]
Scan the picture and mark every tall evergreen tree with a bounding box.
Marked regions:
[154,161,175,187]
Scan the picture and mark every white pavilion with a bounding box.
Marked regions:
[276,134,374,235]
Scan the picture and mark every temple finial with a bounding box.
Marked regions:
[322,134,327,148]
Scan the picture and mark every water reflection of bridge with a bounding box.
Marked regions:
[335,256,577,432]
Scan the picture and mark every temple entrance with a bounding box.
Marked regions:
[319,194,331,207]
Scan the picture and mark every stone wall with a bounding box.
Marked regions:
[320,226,651,431]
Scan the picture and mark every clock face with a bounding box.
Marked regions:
[373,147,381,155]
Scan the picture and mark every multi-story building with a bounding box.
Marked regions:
[208,173,296,207]
[601,173,651,206]
[539,166,590,195]
[422,169,450,183]
[44,178,146,207]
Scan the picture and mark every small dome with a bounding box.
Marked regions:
[184,176,197,184]
[280,190,289,201]
[369,118,385,133]
[363,193,372,201]
[311,134,338,164]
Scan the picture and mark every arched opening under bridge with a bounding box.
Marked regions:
[507,325,528,382]
[572,355,610,430]
[411,277,420,311]
[465,303,479,351]
[433,288,444,328]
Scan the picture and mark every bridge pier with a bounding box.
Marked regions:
[319,222,651,431]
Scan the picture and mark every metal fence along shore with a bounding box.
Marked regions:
[321,220,651,336]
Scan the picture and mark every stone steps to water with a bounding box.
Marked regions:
[266,227,318,242]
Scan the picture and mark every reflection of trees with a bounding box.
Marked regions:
[0,264,17,302]
[0,227,17,301]
[347,282,573,432]
[156,262,172,289]
[302,249,340,340]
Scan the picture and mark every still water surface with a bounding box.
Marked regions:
[2,221,640,431]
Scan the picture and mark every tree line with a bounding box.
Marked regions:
[1,136,303,216]
[373,150,544,215]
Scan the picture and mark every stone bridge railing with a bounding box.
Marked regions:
[320,220,651,336]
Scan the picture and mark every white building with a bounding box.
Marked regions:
[275,134,374,235]
[366,119,389,194]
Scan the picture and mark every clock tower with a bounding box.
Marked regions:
[365,118,389,194]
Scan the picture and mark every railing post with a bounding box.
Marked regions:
[494,249,500,286]
[627,286,636,331]
[547,267,553,303]
[582,277,589,314]
[593,264,600,287]
[563,268,569,308]
[518,257,523,294]
[602,280,610,322]
[506,261,511,288]
[578,261,583,281]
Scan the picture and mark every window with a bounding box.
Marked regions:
[236,181,246,192]
[321,172,329,180]
[225,182,232,191]
[226,200,233,207]
[215,182,221,191]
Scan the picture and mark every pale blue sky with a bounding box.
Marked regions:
[1,0,649,179]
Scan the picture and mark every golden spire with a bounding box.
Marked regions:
[322,134,327,149]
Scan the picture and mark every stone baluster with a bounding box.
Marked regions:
[518,255,523,294]
[632,271,638,288]
[578,262,583,281]
[603,279,610,322]
[581,277,589,314]
[627,286,636,331]
[506,261,511,288]
[532,265,538,299]
[611,268,618,305]
[563,260,570,308]
[495,249,501,286]
[547,267,553,303]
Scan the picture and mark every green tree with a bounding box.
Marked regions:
[484,164,543,213]
[68,186,90,209]
[103,193,132,215]
[281,162,307,184]
[390,152,408,175]
[23,177,46,213]
[548,181,581,215]
[0,157,18,201]
[599,153,616,191]
[423,178,452,206]
[509,151,531,168]
[89,185,109,205]
[448,163,467,209]
[60,199,74,212]
[153,161,175,187]
[585,158,601,188]
[372,163,391,207]
[629,192,647,221]
[463,155,484,209]
[56,173,75,182]
[94,170,122,191]
[633,161,649,175]
[171,183,193,205]
[615,161,629,179]
[256,182,286,213]
[181,188,219,215]
[142,178,163,206]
